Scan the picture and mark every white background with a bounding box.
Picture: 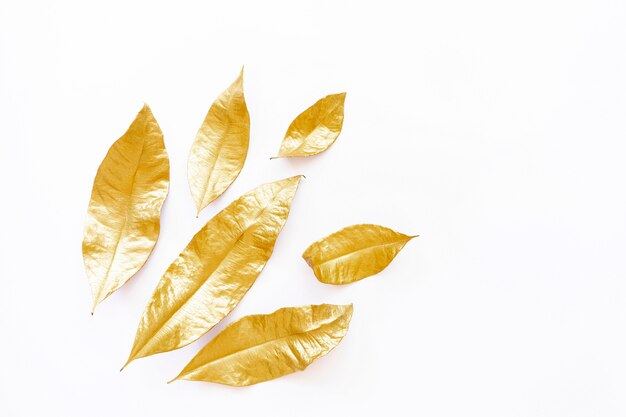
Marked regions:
[1,0,626,415]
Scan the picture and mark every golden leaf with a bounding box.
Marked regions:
[171,304,353,386]
[82,104,169,313]
[123,175,303,367]
[188,68,250,215]
[273,92,346,158]
[302,224,417,285]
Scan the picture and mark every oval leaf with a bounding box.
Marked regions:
[172,304,353,386]
[82,104,169,313]
[123,176,303,367]
[188,68,250,215]
[273,92,346,158]
[302,224,417,285]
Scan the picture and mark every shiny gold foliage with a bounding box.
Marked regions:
[123,176,303,367]
[188,68,250,215]
[82,70,419,387]
[273,92,346,158]
[172,304,353,386]
[303,224,417,285]
[83,104,170,313]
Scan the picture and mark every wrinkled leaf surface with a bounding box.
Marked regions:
[173,304,353,386]
[188,68,249,215]
[124,176,302,366]
[303,224,416,284]
[274,93,346,158]
[83,104,169,312]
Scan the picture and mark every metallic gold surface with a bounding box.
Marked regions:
[123,176,302,367]
[82,104,170,313]
[274,92,346,158]
[188,68,249,215]
[172,304,353,386]
[303,224,416,285]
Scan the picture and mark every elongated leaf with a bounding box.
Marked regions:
[188,68,250,215]
[172,304,353,386]
[82,104,169,313]
[303,224,417,285]
[273,92,346,158]
[123,176,302,367]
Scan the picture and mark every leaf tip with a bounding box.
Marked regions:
[330,92,347,104]
[236,66,245,85]
[120,356,133,372]
[140,102,152,115]
[293,174,306,185]
[194,203,203,218]
[168,371,185,384]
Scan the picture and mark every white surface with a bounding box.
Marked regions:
[1,0,626,415]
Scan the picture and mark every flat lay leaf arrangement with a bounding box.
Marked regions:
[82,69,417,386]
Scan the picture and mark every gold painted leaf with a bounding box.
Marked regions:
[273,92,346,158]
[302,224,417,285]
[82,104,169,313]
[172,304,353,386]
[188,68,250,215]
[123,175,303,367]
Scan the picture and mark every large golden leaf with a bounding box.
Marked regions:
[188,68,249,215]
[123,175,302,367]
[82,104,169,313]
[171,304,353,386]
[273,92,346,158]
[302,224,417,285]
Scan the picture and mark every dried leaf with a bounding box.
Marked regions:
[123,176,303,367]
[188,68,250,215]
[82,104,169,313]
[172,304,353,386]
[303,224,417,285]
[273,92,346,158]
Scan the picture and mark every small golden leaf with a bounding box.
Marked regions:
[172,304,353,386]
[188,68,250,215]
[302,224,417,285]
[123,176,303,367]
[82,104,170,313]
[273,92,346,158]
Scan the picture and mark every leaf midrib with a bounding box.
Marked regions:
[289,98,343,154]
[312,237,409,268]
[197,91,245,208]
[95,132,148,303]
[134,183,290,358]
[185,311,348,376]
